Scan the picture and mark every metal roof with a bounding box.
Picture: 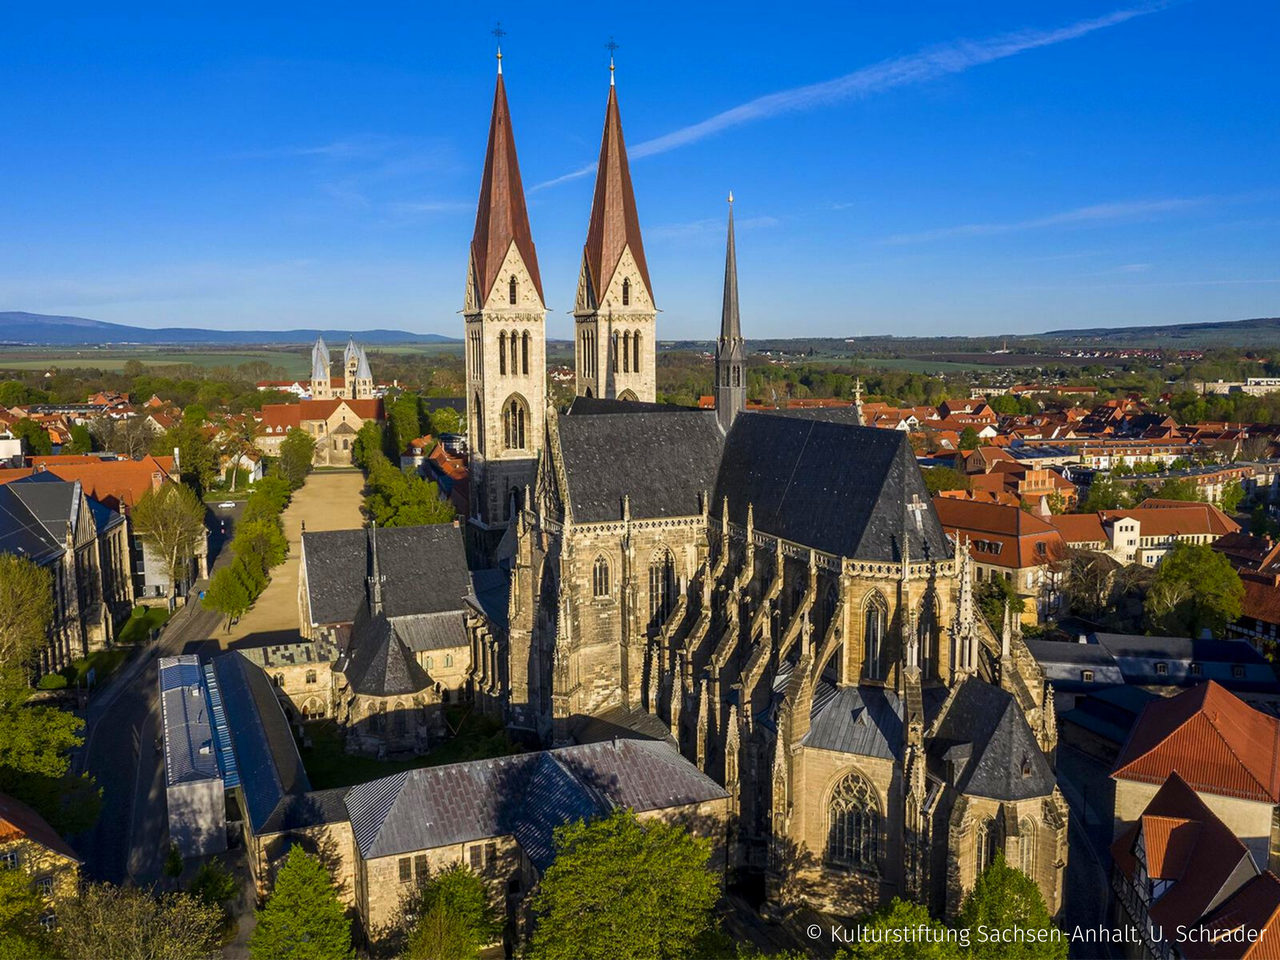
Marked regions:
[158,656,220,787]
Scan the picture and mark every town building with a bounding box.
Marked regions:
[158,656,229,858]
[0,791,81,930]
[257,397,384,467]
[1048,500,1240,566]
[0,474,133,673]
[1213,533,1280,655]
[309,336,374,401]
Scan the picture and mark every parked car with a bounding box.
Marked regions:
[217,501,235,509]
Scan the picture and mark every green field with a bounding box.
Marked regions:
[859,357,1006,374]
[0,348,310,375]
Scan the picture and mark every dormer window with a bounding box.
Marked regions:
[508,275,517,305]
[622,278,631,305]
[1155,662,1168,676]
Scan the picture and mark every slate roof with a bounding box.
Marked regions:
[556,411,723,522]
[713,412,950,562]
[929,678,1057,801]
[466,568,510,633]
[1096,633,1269,665]
[390,612,468,653]
[0,483,63,566]
[566,395,702,416]
[302,524,472,626]
[158,656,220,787]
[344,739,725,871]
[337,607,433,697]
[803,686,904,759]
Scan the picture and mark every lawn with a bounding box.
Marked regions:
[116,605,171,645]
[298,706,522,790]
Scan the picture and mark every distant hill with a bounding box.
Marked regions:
[0,312,460,345]
[1040,316,1280,346]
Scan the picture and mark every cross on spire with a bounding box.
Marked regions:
[606,36,619,84]
[492,23,506,73]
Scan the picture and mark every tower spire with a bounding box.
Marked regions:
[493,23,506,75]
[715,191,746,432]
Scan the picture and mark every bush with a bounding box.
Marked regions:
[36,673,67,690]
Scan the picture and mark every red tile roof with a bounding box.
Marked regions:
[932,496,1066,568]
[1198,872,1280,960]
[34,455,173,513]
[1048,512,1109,544]
[1113,682,1280,803]
[0,791,81,863]
[259,398,383,432]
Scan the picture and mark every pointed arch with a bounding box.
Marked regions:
[498,331,507,375]
[622,277,631,305]
[617,389,638,402]
[826,768,880,872]
[1018,817,1037,877]
[622,331,632,373]
[472,392,484,453]
[522,330,530,375]
[509,330,519,376]
[975,817,1001,876]
[863,591,888,681]
[593,555,611,598]
[508,274,518,305]
[612,332,619,372]
[648,546,676,629]
[633,330,642,373]
[918,594,939,680]
[502,393,529,450]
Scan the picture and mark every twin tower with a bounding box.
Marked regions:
[463,58,746,531]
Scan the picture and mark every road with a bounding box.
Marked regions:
[74,502,241,884]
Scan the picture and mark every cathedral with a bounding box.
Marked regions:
[309,334,374,400]
[460,55,1067,922]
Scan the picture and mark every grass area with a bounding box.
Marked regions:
[298,706,521,790]
[116,605,171,645]
[0,348,309,374]
[64,647,133,687]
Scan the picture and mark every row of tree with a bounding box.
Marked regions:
[352,419,456,528]
[202,475,298,627]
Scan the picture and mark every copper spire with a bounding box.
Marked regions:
[582,78,652,305]
[470,68,544,305]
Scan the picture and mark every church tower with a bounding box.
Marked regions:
[464,51,546,532]
[310,335,332,400]
[352,347,374,400]
[715,193,746,432]
[574,61,655,402]
[343,337,360,399]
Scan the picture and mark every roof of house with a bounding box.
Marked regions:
[0,483,65,565]
[1048,512,1109,544]
[1197,871,1280,960]
[1113,681,1280,803]
[0,791,80,863]
[1242,578,1280,628]
[344,739,725,871]
[1099,504,1241,539]
[929,678,1057,801]
[1111,773,1256,936]
[302,524,471,626]
[932,497,1065,568]
[259,398,383,432]
[714,413,950,563]
[555,410,723,523]
[337,606,433,698]
[159,656,221,787]
[32,455,172,513]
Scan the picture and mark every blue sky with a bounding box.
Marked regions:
[1,2,1277,339]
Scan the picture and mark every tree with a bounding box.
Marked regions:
[922,467,969,496]
[1080,474,1126,512]
[836,898,962,960]
[163,842,184,880]
[1063,550,1114,621]
[1145,542,1244,638]
[131,483,206,604]
[363,453,455,527]
[1152,477,1202,502]
[388,391,423,456]
[219,417,260,493]
[975,578,1024,636]
[1220,480,1245,515]
[403,864,500,960]
[66,424,95,455]
[0,868,58,960]
[428,406,463,437]
[0,556,53,700]
[9,420,51,457]
[202,561,254,630]
[58,883,222,960]
[351,420,385,471]
[89,416,153,460]
[956,853,1067,960]
[527,808,720,960]
[278,428,316,490]
[230,518,288,577]
[958,427,980,451]
[153,422,218,495]
[249,846,352,960]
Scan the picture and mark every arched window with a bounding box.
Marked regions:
[618,390,638,402]
[472,392,484,452]
[273,674,284,688]
[622,277,630,305]
[503,396,527,450]
[633,331,641,373]
[918,599,938,680]
[508,275,517,305]
[622,331,631,373]
[522,331,530,375]
[305,670,317,685]
[733,365,741,387]
[1019,818,1037,877]
[510,331,519,376]
[826,770,880,872]
[612,332,619,372]
[648,548,676,628]
[863,592,888,680]
[498,332,507,375]
[975,818,1000,876]
[394,700,407,736]
[593,556,611,598]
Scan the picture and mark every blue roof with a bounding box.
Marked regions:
[158,656,220,787]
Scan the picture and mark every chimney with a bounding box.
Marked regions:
[1077,634,1088,644]
[172,446,181,472]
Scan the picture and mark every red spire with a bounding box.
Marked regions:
[583,84,652,304]
[471,72,543,305]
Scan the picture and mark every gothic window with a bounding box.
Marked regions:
[472,392,484,452]
[508,274,517,305]
[522,331,530,375]
[510,331,519,375]
[975,817,1000,876]
[1018,818,1037,877]
[648,548,676,629]
[826,770,880,872]
[863,592,888,681]
[612,332,619,372]
[633,331,641,373]
[622,331,631,373]
[503,395,528,450]
[622,277,630,305]
[618,390,638,402]
[918,599,938,680]
[733,365,741,387]
[593,556,611,598]
[393,700,407,736]
[499,332,507,375]
[305,670,317,685]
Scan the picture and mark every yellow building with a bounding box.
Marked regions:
[0,792,82,927]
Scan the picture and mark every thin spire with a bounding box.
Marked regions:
[606,36,619,86]
[368,522,385,616]
[582,73,652,304]
[720,192,741,342]
[493,23,506,75]
[470,57,544,305]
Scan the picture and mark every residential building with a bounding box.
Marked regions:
[1213,533,1280,655]
[1048,501,1239,566]
[0,792,81,930]
[257,397,384,467]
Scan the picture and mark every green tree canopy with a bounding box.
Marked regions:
[836,898,963,960]
[1220,480,1245,514]
[58,883,223,960]
[278,428,316,490]
[1145,541,1244,638]
[975,578,1025,636]
[922,467,970,496]
[388,391,423,457]
[363,452,455,527]
[527,808,721,960]
[956,852,1067,960]
[428,406,464,437]
[67,424,95,455]
[131,483,206,603]
[0,867,58,960]
[351,420,385,470]
[958,427,981,451]
[9,420,51,457]
[403,864,500,960]
[152,421,219,495]
[1080,474,1127,512]
[1152,477,1203,502]
[248,846,352,960]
